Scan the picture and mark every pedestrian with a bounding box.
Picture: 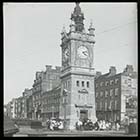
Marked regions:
[105,121,109,130]
[116,122,120,131]
[58,121,63,130]
[124,115,129,134]
[94,120,99,131]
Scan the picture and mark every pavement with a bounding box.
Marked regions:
[13,126,137,137]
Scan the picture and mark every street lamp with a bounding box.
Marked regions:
[63,89,68,130]
[51,105,54,119]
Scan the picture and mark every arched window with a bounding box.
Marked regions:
[82,81,84,87]
[76,81,79,87]
[87,81,89,88]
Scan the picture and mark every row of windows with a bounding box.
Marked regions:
[96,78,119,88]
[96,100,119,110]
[33,85,41,92]
[76,81,90,88]
[42,106,59,112]
[43,93,60,99]
[42,98,60,105]
[63,80,71,90]
[96,88,119,97]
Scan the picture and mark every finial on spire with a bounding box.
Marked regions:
[88,19,95,35]
[61,24,66,33]
[71,2,84,32]
[89,19,94,29]
[69,20,75,32]
[76,2,80,6]
[61,24,68,38]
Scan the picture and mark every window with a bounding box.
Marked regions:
[68,81,71,89]
[79,95,80,99]
[105,81,109,86]
[115,100,118,110]
[105,101,107,110]
[96,83,98,88]
[82,81,84,87]
[87,81,89,88]
[96,92,99,98]
[115,79,119,84]
[109,101,112,110]
[105,91,108,97]
[100,82,104,87]
[110,89,114,96]
[76,81,79,87]
[115,88,119,96]
[110,80,114,85]
[100,91,103,97]
[100,102,102,110]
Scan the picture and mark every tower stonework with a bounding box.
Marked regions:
[59,3,96,130]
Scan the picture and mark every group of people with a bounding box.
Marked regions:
[94,120,120,131]
[76,119,121,131]
[43,118,122,131]
[45,118,64,130]
[76,119,94,130]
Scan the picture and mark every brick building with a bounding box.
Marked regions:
[95,65,137,123]
[27,93,33,119]
[22,88,33,119]
[32,65,61,120]
[5,98,17,119]
[16,96,24,119]
[41,86,61,121]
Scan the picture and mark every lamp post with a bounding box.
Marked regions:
[63,89,68,130]
[52,105,54,119]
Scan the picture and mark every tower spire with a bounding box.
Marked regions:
[71,2,84,32]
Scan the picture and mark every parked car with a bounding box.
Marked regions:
[4,115,19,137]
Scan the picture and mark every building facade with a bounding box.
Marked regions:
[95,65,137,123]
[22,88,33,119]
[5,98,17,119]
[59,3,96,130]
[41,86,61,121]
[32,65,61,120]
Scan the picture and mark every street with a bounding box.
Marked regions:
[13,126,137,137]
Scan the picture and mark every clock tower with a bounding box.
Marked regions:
[60,3,96,130]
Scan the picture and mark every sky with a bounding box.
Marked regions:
[4,2,137,104]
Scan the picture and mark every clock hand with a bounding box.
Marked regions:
[82,51,88,56]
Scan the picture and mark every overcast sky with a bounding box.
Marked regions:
[4,2,137,104]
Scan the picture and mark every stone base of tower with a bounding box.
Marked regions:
[64,114,97,130]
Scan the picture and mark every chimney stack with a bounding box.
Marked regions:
[36,71,41,79]
[55,66,61,72]
[109,66,116,76]
[46,65,52,71]
[95,71,102,78]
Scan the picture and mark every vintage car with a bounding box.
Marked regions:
[4,115,19,137]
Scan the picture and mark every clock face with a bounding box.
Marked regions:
[77,46,89,59]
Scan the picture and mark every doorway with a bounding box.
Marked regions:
[80,110,88,121]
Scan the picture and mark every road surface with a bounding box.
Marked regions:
[13,126,137,137]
